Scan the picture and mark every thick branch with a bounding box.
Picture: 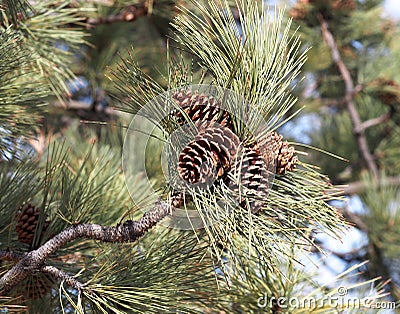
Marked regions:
[0,196,181,295]
[320,17,379,180]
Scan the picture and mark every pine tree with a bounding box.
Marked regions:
[0,0,395,312]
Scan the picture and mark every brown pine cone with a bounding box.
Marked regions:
[257,132,298,175]
[332,0,355,12]
[16,204,50,246]
[227,132,298,213]
[172,89,232,130]
[376,79,400,106]
[275,140,298,175]
[177,126,240,185]
[229,146,273,213]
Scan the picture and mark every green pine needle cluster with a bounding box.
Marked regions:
[112,0,347,272]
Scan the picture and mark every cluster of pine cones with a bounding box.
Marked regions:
[171,89,298,213]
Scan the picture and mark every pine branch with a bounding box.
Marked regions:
[0,195,182,295]
[0,0,33,27]
[319,15,379,180]
[341,207,369,232]
[40,265,86,292]
[356,112,391,133]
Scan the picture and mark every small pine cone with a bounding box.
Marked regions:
[16,204,50,246]
[276,141,298,175]
[172,89,232,130]
[256,132,284,166]
[178,126,240,185]
[289,5,308,20]
[170,192,188,208]
[229,146,272,213]
[227,132,297,213]
[288,0,314,20]
[256,132,298,175]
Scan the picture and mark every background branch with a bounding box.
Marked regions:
[340,207,369,232]
[320,16,380,180]
[334,176,400,195]
[357,112,391,132]
[312,244,368,263]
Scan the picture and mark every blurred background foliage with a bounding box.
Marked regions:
[281,0,400,303]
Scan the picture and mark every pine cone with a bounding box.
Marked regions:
[257,131,298,175]
[170,192,188,208]
[376,79,400,106]
[16,204,50,246]
[229,146,272,213]
[257,132,283,166]
[289,0,315,20]
[227,132,298,213]
[172,89,232,130]
[289,0,354,23]
[289,3,308,20]
[178,126,240,185]
[276,140,298,175]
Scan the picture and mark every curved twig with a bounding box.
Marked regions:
[0,196,182,295]
[41,265,86,291]
[357,112,391,133]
